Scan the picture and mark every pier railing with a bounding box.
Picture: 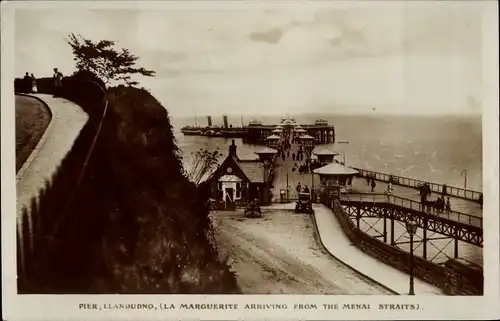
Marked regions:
[340,193,482,228]
[353,168,482,202]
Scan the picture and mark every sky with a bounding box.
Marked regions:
[14,2,484,117]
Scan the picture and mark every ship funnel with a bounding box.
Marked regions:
[223,115,229,129]
[207,116,212,127]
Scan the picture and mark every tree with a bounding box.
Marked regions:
[67,33,155,86]
[188,148,221,185]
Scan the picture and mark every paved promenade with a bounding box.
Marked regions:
[271,143,320,201]
[16,94,88,234]
[313,203,443,295]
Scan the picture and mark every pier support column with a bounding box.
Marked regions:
[454,237,459,258]
[423,217,428,260]
[383,208,387,243]
[390,212,395,246]
[356,206,361,230]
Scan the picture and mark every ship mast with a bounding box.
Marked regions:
[194,116,198,127]
[241,115,244,127]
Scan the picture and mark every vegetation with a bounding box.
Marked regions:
[188,148,222,185]
[67,33,155,86]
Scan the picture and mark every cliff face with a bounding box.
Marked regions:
[90,86,239,293]
[18,80,239,294]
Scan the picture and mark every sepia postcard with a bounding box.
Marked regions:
[1,0,499,320]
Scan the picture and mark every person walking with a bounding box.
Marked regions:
[296,183,302,196]
[446,197,451,212]
[386,182,393,195]
[371,179,376,192]
[30,73,38,93]
[53,68,63,96]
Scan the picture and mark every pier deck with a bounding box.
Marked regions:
[271,143,482,220]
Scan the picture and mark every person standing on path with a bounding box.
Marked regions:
[371,179,376,192]
[23,72,31,93]
[446,197,451,212]
[53,68,63,97]
[30,73,38,93]
[296,183,302,196]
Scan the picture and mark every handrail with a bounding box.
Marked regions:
[340,193,482,228]
[353,168,482,202]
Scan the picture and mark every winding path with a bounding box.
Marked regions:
[16,94,88,251]
[213,209,393,295]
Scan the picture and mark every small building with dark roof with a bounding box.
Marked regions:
[312,147,339,165]
[206,140,272,208]
[313,162,359,193]
[265,134,281,148]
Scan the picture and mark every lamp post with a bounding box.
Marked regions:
[461,169,467,189]
[405,219,418,295]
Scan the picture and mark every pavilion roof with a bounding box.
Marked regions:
[255,147,278,155]
[299,134,315,140]
[312,147,339,156]
[313,163,359,176]
[294,128,307,133]
[272,128,283,133]
[266,134,281,140]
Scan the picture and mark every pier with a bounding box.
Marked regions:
[181,115,335,145]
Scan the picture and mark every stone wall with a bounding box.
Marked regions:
[326,197,483,295]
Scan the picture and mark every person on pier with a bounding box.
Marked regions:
[371,179,376,192]
[446,197,451,212]
[296,183,302,195]
[386,182,393,195]
[303,185,310,193]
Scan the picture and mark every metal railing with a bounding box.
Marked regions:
[340,193,482,228]
[354,168,482,202]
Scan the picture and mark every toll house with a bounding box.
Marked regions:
[206,140,273,208]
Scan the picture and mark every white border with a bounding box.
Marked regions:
[2,1,499,320]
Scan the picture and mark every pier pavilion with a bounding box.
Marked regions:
[312,147,339,165]
[206,140,272,208]
[266,134,281,148]
[299,134,315,150]
[302,119,335,144]
[314,162,359,194]
[255,146,278,163]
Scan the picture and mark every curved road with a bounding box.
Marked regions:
[15,95,51,173]
[212,209,393,294]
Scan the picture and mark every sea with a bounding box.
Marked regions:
[172,113,483,265]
